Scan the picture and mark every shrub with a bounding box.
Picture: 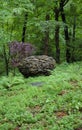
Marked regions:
[9,41,35,67]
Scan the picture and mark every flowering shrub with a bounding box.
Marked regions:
[9,41,35,67]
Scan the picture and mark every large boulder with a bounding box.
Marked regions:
[18,55,56,77]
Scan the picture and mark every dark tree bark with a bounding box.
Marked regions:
[71,16,76,62]
[3,45,9,76]
[43,14,50,55]
[54,7,60,63]
[22,13,28,42]
[60,0,71,63]
[72,16,76,41]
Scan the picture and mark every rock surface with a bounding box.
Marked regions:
[31,82,45,87]
[18,55,56,77]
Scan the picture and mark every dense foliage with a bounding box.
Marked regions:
[0,62,82,130]
[0,1,82,129]
[0,0,82,70]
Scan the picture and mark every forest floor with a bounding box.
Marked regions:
[0,62,82,130]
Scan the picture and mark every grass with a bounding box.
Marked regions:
[0,62,82,130]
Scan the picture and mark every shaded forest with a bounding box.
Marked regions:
[0,0,82,75]
[0,1,82,130]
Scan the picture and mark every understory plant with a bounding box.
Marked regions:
[9,41,35,67]
[0,62,82,130]
[0,73,25,90]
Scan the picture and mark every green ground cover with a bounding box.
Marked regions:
[0,62,82,130]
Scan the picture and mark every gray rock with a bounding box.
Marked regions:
[31,81,45,87]
[18,55,56,77]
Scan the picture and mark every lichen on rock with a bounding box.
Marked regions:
[18,55,56,77]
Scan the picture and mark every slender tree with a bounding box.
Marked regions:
[60,0,71,63]
[54,5,60,63]
[72,16,76,41]
[3,44,9,76]
[22,13,28,42]
[43,14,50,55]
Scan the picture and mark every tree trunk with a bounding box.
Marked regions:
[72,16,76,41]
[43,14,50,55]
[54,8,60,63]
[3,45,9,76]
[71,16,76,62]
[60,0,71,63]
[22,13,28,42]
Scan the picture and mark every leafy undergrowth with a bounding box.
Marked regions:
[0,62,82,130]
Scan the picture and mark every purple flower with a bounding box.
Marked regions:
[9,41,35,67]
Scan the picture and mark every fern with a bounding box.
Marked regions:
[0,73,25,90]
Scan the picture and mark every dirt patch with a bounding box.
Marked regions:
[55,111,68,118]
[14,127,20,130]
[29,105,42,116]
[75,128,82,130]
[58,90,68,96]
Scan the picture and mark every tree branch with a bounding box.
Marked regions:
[63,0,69,6]
[61,0,69,7]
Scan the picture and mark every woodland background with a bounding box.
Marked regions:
[0,0,82,75]
[0,1,82,130]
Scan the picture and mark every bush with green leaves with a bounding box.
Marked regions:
[0,73,25,90]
